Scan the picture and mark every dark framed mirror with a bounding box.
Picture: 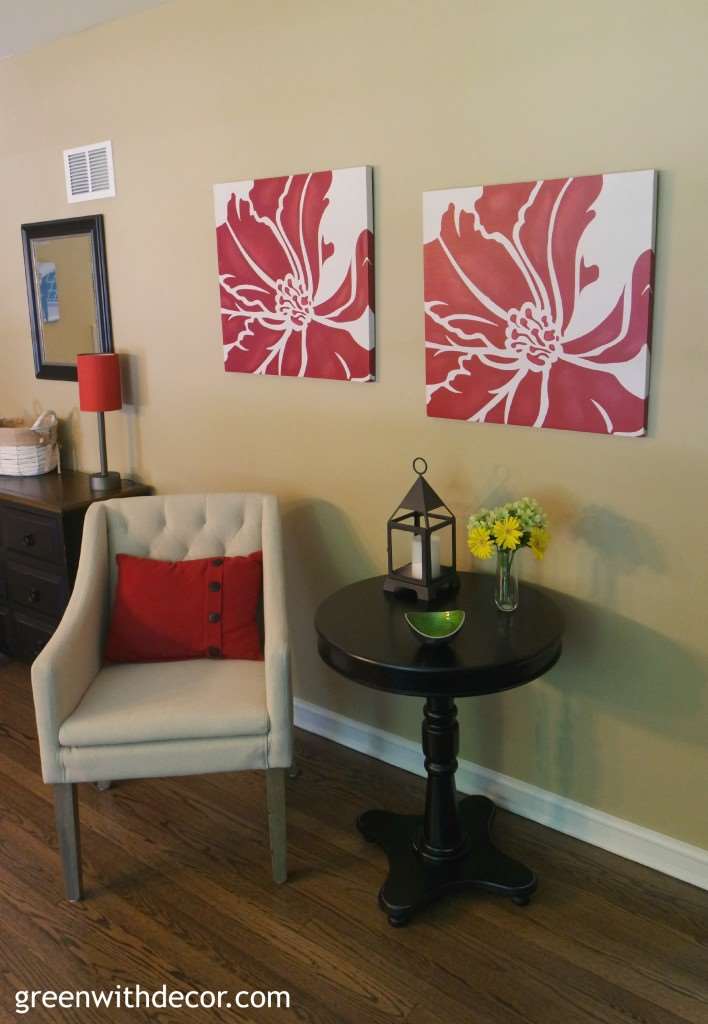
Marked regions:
[21,214,113,381]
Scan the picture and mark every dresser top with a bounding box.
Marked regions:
[0,469,150,513]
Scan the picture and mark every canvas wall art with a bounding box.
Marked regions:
[214,166,374,381]
[423,170,656,436]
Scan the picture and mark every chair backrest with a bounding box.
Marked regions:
[101,493,267,594]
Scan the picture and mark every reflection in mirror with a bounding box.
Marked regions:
[21,215,112,381]
[31,234,99,365]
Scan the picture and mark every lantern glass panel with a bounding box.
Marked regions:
[390,521,417,578]
[431,517,454,572]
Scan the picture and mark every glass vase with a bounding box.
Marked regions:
[495,549,519,612]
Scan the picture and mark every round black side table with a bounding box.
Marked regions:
[315,572,563,926]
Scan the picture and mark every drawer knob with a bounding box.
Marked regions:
[28,589,41,604]
[22,533,35,547]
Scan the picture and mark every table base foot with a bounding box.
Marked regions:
[357,796,536,926]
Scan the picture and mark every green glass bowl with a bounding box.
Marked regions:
[404,609,466,645]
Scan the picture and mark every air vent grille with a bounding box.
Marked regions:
[63,141,115,203]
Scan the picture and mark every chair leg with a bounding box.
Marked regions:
[53,784,83,901]
[265,768,287,884]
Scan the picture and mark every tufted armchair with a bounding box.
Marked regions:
[31,493,292,900]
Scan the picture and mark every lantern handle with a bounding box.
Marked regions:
[412,457,428,476]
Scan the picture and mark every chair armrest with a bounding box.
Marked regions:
[261,495,292,768]
[31,502,110,783]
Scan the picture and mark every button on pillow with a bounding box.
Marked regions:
[105,552,263,663]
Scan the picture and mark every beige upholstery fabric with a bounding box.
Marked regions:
[60,735,270,783]
[104,493,267,595]
[59,659,269,747]
[32,493,292,784]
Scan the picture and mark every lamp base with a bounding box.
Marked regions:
[89,471,121,492]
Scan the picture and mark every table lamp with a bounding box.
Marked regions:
[77,352,122,491]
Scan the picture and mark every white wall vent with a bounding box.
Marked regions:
[63,141,115,203]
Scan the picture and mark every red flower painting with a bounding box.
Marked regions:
[424,171,656,435]
[215,167,375,381]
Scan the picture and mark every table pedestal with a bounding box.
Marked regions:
[356,696,536,926]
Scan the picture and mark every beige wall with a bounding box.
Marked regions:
[1,0,706,848]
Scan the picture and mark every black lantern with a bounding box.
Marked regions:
[384,457,458,601]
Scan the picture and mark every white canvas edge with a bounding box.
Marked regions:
[422,168,658,436]
[213,165,375,382]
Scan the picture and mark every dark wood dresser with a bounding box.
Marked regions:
[0,470,150,661]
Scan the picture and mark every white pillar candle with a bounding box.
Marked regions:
[411,534,441,579]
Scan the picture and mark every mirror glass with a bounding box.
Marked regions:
[30,233,99,365]
[21,214,112,381]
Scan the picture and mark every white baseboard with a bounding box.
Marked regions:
[294,697,708,891]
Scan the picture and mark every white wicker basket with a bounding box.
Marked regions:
[0,411,59,476]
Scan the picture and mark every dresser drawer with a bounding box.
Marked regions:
[12,611,54,662]
[4,508,64,566]
[7,562,67,620]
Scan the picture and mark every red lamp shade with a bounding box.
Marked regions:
[77,353,122,412]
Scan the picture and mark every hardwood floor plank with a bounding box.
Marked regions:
[0,804,338,1024]
[0,773,414,1024]
[1,658,707,1024]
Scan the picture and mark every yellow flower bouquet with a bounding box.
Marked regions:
[467,498,550,611]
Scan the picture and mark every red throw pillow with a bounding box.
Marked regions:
[105,552,263,663]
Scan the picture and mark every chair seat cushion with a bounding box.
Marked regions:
[59,659,269,747]
[105,552,263,663]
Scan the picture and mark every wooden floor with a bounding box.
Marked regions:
[0,659,706,1024]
